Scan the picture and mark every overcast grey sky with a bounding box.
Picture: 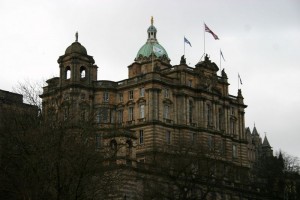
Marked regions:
[1,0,299,157]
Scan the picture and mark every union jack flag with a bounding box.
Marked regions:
[204,23,219,40]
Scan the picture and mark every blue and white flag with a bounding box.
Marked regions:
[184,37,192,47]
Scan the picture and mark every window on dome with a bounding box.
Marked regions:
[80,66,86,79]
[65,66,71,80]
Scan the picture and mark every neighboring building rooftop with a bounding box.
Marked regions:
[0,89,23,104]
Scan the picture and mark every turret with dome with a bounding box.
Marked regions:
[57,32,97,87]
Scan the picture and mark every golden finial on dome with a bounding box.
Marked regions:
[151,16,154,25]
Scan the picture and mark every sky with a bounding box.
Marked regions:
[1,0,300,157]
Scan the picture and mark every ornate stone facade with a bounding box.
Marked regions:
[40,20,273,199]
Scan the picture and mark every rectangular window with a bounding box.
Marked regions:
[166,131,171,144]
[139,130,144,144]
[119,93,123,102]
[98,107,110,123]
[208,135,214,150]
[218,108,223,130]
[230,119,235,135]
[163,105,169,119]
[96,111,101,123]
[188,80,192,87]
[231,107,235,115]
[206,104,212,126]
[103,92,109,102]
[117,110,123,124]
[64,107,69,121]
[129,90,134,100]
[221,139,226,156]
[189,100,193,123]
[80,109,86,121]
[164,88,169,98]
[190,132,195,144]
[233,144,237,158]
[140,87,145,97]
[140,104,145,118]
[96,134,101,149]
[129,107,134,121]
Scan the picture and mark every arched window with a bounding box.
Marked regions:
[65,66,71,80]
[80,66,86,79]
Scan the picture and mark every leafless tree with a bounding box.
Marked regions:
[0,82,122,200]
[13,80,43,109]
[142,141,229,200]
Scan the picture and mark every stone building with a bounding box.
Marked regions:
[40,19,273,199]
[0,89,38,129]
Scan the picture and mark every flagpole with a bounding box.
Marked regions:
[238,73,240,90]
[203,23,206,57]
[184,37,185,57]
[220,49,222,72]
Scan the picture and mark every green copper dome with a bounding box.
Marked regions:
[136,43,168,59]
[135,17,169,61]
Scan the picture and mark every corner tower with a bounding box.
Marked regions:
[41,33,97,122]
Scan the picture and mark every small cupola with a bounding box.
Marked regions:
[57,32,97,86]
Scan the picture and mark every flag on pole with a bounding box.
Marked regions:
[204,23,219,40]
[220,50,225,61]
[238,73,243,85]
[184,37,192,47]
[153,45,163,55]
